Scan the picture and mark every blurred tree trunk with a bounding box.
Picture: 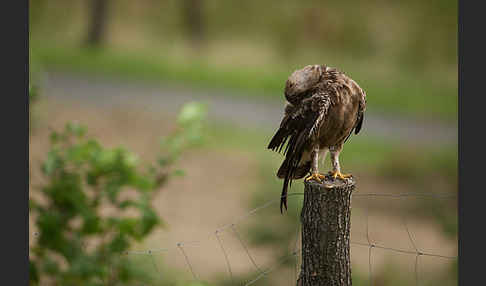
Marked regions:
[182,0,205,50]
[85,0,109,47]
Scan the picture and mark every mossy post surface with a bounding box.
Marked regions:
[297,175,355,286]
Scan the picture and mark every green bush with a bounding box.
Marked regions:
[29,102,207,285]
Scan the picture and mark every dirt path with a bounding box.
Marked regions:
[41,71,457,146]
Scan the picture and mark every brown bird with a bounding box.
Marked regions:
[268,65,366,213]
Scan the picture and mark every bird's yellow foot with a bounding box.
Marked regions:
[305,173,326,183]
[328,171,352,180]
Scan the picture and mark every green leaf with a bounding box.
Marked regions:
[177,102,207,126]
[118,218,138,235]
[123,152,139,168]
[139,207,159,236]
[65,122,86,138]
[109,234,129,253]
[81,213,101,234]
[43,257,60,276]
[42,149,63,175]
[118,200,137,209]
[49,131,59,144]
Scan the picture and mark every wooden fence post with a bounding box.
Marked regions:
[297,175,355,286]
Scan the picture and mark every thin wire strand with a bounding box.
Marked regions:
[244,250,300,286]
[351,242,456,259]
[126,248,168,255]
[365,198,373,286]
[402,215,420,286]
[365,199,372,245]
[131,193,449,253]
[354,193,456,199]
[231,224,262,273]
[177,243,198,281]
[415,254,419,286]
[31,192,455,257]
[31,191,458,285]
[215,230,234,283]
[215,192,304,233]
[369,245,373,286]
[403,218,419,253]
[149,252,160,274]
[245,269,267,286]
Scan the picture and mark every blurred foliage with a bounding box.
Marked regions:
[162,101,208,165]
[29,102,207,285]
[29,0,456,70]
[29,0,457,120]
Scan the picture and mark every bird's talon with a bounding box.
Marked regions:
[328,171,352,180]
[305,173,326,182]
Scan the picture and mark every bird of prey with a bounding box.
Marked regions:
[267,65,366,213]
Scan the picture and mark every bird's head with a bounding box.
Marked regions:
[285,65,323,102]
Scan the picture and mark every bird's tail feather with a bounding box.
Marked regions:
[277,159,310,179]
[278,132,309,213]
[280,177,290,213]
[269,112,317,214]
[279,160,310,213]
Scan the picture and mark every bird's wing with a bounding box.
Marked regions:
[267,91,331,212]
[343,84,367,144]
[354,89,366,135]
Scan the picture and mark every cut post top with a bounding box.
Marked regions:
[304,174,356,190]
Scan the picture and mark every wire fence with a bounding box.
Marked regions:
[32,191,457,285]
[123,192,455,285]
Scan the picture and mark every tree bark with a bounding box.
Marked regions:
[85,0,109,47]
[297,176,355,286]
